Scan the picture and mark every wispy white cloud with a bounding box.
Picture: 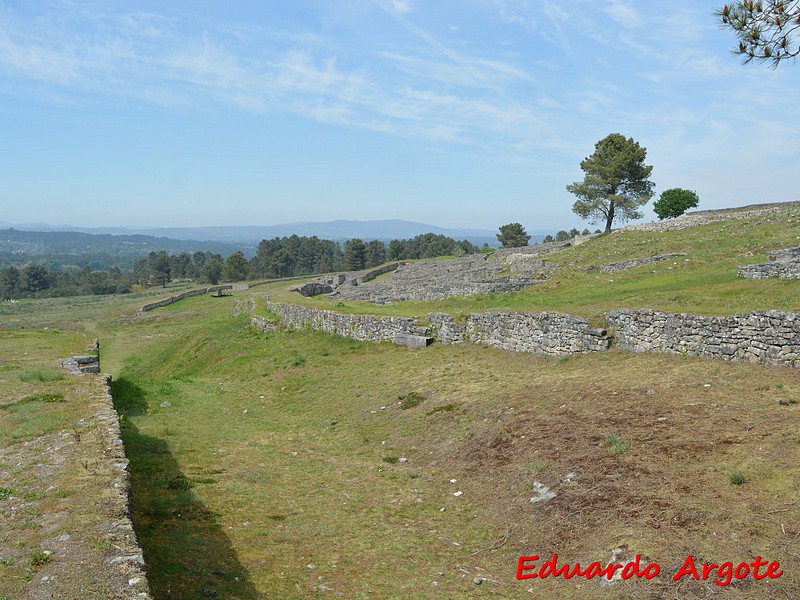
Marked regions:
[603,1,642,29]
[0,2,551,148]
[391,0,413,15]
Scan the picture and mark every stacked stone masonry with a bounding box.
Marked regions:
[608,309,800,367]
[268,302,424,342]
[139,285,233,312]
[739,246,800,279]
[598,253,685,273]
[300,243,569,305]
[94,374,153,598]
[465,312,610,355]
[62,339,101,374]
[268,300,800,368]
[268,302,612,356]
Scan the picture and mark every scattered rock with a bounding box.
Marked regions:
[529,481,556,503]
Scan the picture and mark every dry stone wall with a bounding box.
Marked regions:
[267,301,424,342]
[49,356,152,598]
[267,299,800,368]
[608,309,800,367]
[268,302,612,356]
[598,253,684,273]
[739,246,800,279]
[62,339,101,374]
[139,285,232,312]
[94,374,152,598]
[465,312,611,355]
[427,313,466,344]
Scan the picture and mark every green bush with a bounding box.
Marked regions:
[653,188,700,220]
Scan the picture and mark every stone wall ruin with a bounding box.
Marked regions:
[739,246,800,279]
[607,308,800,367]
[265,300,800,368]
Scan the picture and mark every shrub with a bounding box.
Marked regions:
[653,188,700,220]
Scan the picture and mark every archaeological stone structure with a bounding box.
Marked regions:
[268,301,426,342]
[49,352,153,598]
[607,309,800,367]
[464,311,610,355]
[61,339,101,374]
[598,253,685,273]
[257,299,800,368]
[300,243,568,304]
[739,246,800,279]
[266,301,612,356]
[139,285,233,312]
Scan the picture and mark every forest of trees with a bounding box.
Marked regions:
[0,233,482,300]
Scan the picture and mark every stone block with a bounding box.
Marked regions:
[74,355,99,365]
[394,334,433,349]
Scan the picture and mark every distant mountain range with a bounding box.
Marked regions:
[0,219,545,247]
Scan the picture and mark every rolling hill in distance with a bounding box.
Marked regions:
[0,218,509,244]
[0,219,550,274]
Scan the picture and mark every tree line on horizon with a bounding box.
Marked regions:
[0,232,482,300]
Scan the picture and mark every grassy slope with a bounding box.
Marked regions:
[2,208,800,598]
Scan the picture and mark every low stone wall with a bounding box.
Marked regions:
[38,366,152,598]
[599,253,684,273]
[428,313,466,344]
[268,300,800,368]
[739,262,800,279]
[608,309,800,366]
[268,302,611,356]
[233,298,278,332]
[267,301,422,342]
[739,246,800,279]
[465,311,611,355]
[139,285,232,312]
[95,374,152,598]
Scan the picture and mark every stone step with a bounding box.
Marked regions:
[393,333,434,349]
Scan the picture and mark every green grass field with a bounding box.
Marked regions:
[2,208,800,598]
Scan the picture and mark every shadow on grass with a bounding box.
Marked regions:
[111,377,259,599]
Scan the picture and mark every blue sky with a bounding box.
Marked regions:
[1,1,798,233]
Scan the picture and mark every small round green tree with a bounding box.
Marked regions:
[652,188,699,220]
[496,223,531,248]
